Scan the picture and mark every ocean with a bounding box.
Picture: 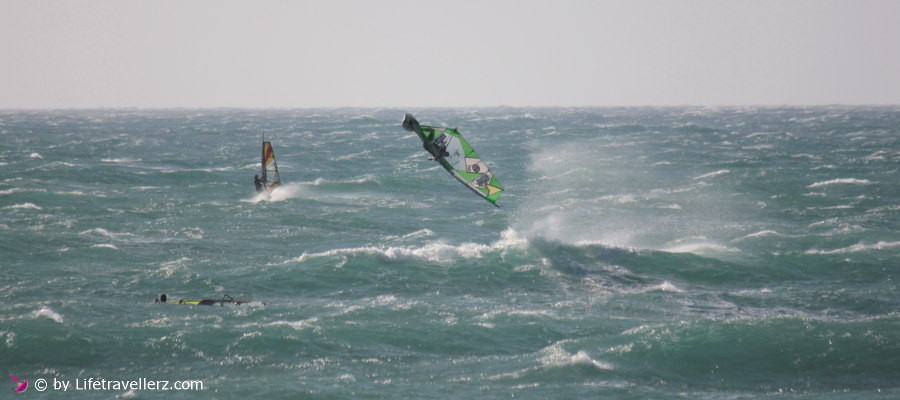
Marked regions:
[1,107,898,399]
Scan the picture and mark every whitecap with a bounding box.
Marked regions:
[692,169,730,180]
[291,228,526,263]
[4,203,41,210]
[29,152,43,159]
[79,228,132,238]
[262,318,319,331]
[293,242,490,263]
[805,241,900,255]
[655,203,682,210]
[382,229,435,241]
[539,344,613,370]
[35,307,64,324]
[660,237,739,254]
[806,205,853,210]
[807,178,872,188]
[645,281,683,293]
[569,351,614,370]
[332,150,370,161]
[732,230,784,242]
[598,194,636,204]
[101,158,141,163]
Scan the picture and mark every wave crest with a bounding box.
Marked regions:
[807,178,872,188]
[291,229,527,264]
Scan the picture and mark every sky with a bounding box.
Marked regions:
[2,0,899,108]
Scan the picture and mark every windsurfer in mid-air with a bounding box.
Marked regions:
[425,133,448,161]
[254,174,263,193]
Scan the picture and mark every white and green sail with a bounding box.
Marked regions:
[403,113,503,207]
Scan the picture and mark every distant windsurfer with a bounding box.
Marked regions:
[155,293,168,303]
[254,174,264,193]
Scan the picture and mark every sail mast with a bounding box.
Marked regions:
[260,133,267,186]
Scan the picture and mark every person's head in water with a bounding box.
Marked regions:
[155,293,168,303]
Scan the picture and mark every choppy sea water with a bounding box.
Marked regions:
[1,107,898,399]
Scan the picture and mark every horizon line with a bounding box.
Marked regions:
[2,103,900,112]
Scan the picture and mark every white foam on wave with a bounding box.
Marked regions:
[598,194,637,204]
[310,176,380,186]
[867,204,900,214]
[333,150,371,161]
[655,203,682,210]
[158,257,191,277]
[807,178,872,188]
[248,176,382,203]
[245,183,304,203]
[4,203,42,210]
[805,241,900,255]
[660,236,739,254]
[79,228,132,238]
[29,152,43,159]
[35,307,64,324]
[91,244,118,250]
[101,158,141,163]
[382,229,435,242]
[257,318,319,331]
[125,317,173,328]
[291,228,527,264]
[37,161,76,169]
[643,281,683,293]
[732,230,784,242]
[540,343,613,370]
[692,169,731,180]
[807,205,853,210]
[266,184,303,202]
[55,190,100,197]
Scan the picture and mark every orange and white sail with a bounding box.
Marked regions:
[261,140,281,191]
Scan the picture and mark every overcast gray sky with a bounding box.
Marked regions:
[2,0,899,108]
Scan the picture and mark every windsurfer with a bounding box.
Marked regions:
[425,137,448,160]
[254,174,263,192]
[155,294,250,306]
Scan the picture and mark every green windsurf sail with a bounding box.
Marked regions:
[403,113,503,208]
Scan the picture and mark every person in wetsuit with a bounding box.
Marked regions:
[254,174,264,192]
[156,294,250,306]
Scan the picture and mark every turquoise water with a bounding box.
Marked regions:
[1,107,899,398]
